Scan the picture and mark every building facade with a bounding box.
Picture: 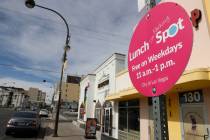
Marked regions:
[78,74,96,123]
[54,75,81,110]
[77,1,210,140]
[77,53,126,139]
[0,86,26,108]
[105,0,210,140]
[27,87,46,107]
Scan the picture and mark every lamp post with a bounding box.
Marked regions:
[25,0,70,137]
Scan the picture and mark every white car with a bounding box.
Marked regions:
[39,109,49,117]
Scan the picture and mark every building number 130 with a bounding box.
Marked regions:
[180,90,203,104]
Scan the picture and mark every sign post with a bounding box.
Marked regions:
[128,2,193,140]
[152,95,169,140]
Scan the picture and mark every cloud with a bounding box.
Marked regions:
[0,0,139,88]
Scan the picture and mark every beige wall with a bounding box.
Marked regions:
[162,0,210,70]
[203,88,210,127]
[140,98,150,140]
[61,82,80,102]
[27,88,39,101]
[27,88,45,102]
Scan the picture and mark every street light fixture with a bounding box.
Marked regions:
[25,0,71,137]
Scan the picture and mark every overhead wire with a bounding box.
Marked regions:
[0,5,132,74]
[0,6,131,40]
[0,63,61,74]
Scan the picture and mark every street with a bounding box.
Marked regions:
[0,108,49,140]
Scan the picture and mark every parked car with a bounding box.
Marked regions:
[39,109,49,117]
[5,111,41,135]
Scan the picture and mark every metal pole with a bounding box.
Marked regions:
[152,95,169,140]
[29,3,70,137]
[146,1,169,139]
[53,53,65,137]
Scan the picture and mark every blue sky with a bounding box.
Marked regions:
[0,0,140,101]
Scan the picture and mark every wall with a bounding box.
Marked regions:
[112,101,119,139]
[77,74,95,121]
[115,70,132,94]
[61,82,80,102]
[94,53,125,139]
[161,0,210,70]
[28,88,39,102]
[166,93,182,140]
[204,0,210,35]
[140,98,150,140]
[203,88,210,132]
[94,54,126,104]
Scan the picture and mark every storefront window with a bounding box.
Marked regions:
[119,108,127,131]
[118,99,140,140]
[102,101,112,136]
[95,101,102,125]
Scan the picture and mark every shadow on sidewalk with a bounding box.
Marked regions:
[45,126,54,136]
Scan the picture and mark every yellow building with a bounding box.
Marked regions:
[105,0,210,140]
[61,82,80,103]
[27,87,46,103]
[55,75,81,109]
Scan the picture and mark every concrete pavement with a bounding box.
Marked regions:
[44,122,96,140]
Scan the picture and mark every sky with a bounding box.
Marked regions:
[0,0,141,103]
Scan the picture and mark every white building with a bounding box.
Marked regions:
[78,74,96,122]
[77,53,126,139]
[0,86,26,108]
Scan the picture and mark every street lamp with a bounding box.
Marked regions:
[25,0,71,137]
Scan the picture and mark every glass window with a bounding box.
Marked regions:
[95,101,102,124]
[128,108,140,132]
[98,80,109,89]
[119,101,127,107]
[95,108,101,124]
[128,100,139,107]
[118,100,140,140]
[119,108,127,131]
[102,101,112,136]
[13,112,37,118]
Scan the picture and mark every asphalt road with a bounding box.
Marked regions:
[0,108,49,140]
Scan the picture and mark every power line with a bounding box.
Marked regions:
[0,6,130,39]
[0,63,61,74]
[0,6,130,46]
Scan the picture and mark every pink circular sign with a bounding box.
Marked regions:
[128,2,193,97]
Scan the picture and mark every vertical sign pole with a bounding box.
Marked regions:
[128,1,193,139]
[152,94,169,140]
[149,1,169,140]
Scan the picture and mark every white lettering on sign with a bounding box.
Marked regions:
[129,41,149,62]
[156,18,184,44]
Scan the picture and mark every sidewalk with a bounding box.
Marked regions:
[44,121,99,140]
[44,122,85,140]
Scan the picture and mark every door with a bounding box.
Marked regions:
[104,108,110,134]
[103,107,112,135]
[181,105,209,140]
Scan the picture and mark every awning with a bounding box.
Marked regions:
[106,68,210,101]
